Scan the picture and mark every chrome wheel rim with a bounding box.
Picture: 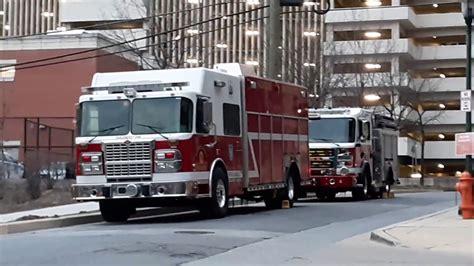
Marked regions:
[287,177,294,200]
[216,179,226,208]
[363,176,368,195]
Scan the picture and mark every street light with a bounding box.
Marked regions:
[462,0,473,173]
[364,94,381,102]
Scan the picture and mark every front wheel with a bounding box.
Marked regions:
[197,168,229,219]
[99,200,135,223]
[353,170,369,201]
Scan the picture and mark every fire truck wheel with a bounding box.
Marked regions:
[264,195,280,209]
[353,166,371,201]
[284,174,296,207]
[197,168,229,219]
[99,200,134,223]
[264,174,296,209]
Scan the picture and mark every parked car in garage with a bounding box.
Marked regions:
[0,152,25,179]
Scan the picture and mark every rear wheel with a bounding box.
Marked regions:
[264,174,296,209]
[197,168,228,219]
[99,200,135,223]
[285,174,296,207]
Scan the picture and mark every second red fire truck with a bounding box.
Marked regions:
[303,108,399,200]
[72,63,310,222]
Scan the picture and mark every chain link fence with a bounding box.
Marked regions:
[1,117,75,180]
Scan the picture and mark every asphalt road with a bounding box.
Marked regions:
[0,192,457,266]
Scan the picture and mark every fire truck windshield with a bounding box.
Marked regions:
[309,118,356,143]
[131,97,193,134]
[78,97,193,137]
[79,100,130,137]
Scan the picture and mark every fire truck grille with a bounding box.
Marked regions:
[105,142,152,161]
[311,161,334,168]
[105,163,152,180]
[104,142,153,181]
[309,148,335,158]
[309,149,335,170]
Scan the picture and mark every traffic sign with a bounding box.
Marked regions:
[455,132,474,156]
[461,91,472,112]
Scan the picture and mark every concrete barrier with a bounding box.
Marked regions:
[398,177,458,190]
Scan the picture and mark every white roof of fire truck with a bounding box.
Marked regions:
[79,63,256,102]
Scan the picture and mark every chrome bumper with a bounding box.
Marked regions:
[72,181,205,200]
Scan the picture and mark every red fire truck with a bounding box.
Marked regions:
[303,108,399,200]
[72,63,310,222]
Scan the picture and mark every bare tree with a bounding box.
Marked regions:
[403,81,445,185]
[321,9,447,182]
[98,0,196,70]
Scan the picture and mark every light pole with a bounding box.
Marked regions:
[462,0,473,173]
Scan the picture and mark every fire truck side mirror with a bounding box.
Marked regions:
[202,101,213,133]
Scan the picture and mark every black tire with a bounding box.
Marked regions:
[264,194,281,209]
[353,166,371,201]
[264,174,296,209]
[284,174,296,208]
[99,200,135,223]
[386,168,394,193]
[197,167,229,219]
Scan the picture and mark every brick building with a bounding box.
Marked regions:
[0,33,138,174]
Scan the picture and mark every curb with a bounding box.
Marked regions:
[369,207,457,247]
[0,207,193,235]
[392,189,444,194]
[0,212,103,235]
[369,230,401,246]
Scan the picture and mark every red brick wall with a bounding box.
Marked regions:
[0,49,138,120]
[0,48,139,161]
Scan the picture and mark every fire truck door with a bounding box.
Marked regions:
[372,130,383,183]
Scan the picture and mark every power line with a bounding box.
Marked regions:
[0,2,251,41]
[1,5,268,70]
[12,15,269,72]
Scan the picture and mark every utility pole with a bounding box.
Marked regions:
[462,0,473,173]
[265,1,282,80]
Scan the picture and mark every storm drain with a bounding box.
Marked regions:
[174,230,215,235]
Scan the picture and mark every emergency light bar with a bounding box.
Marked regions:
[82,82,190,94]
[309,109,352,116]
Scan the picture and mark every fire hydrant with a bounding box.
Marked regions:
[456,171,474,219]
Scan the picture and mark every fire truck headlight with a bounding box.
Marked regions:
[81,163,103,175]
[154,149,182,173]
[80,152,103,175]
[339,167,350,176]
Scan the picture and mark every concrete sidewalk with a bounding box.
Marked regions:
[0,202,99,224]
[371,207,474,256]
[185,206,472,266]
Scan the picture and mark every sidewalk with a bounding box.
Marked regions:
[371,207,474,256]
[0,202,99,224]
[185,206,472,266]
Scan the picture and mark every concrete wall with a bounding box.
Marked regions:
[398,177,459,189]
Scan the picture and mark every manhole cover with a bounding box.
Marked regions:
[174,230,215,235]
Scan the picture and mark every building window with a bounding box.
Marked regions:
[223,103,240,136]
[0,60,16,82]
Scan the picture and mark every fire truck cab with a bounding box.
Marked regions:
[305,108,399,200]
[72,64,310,222]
